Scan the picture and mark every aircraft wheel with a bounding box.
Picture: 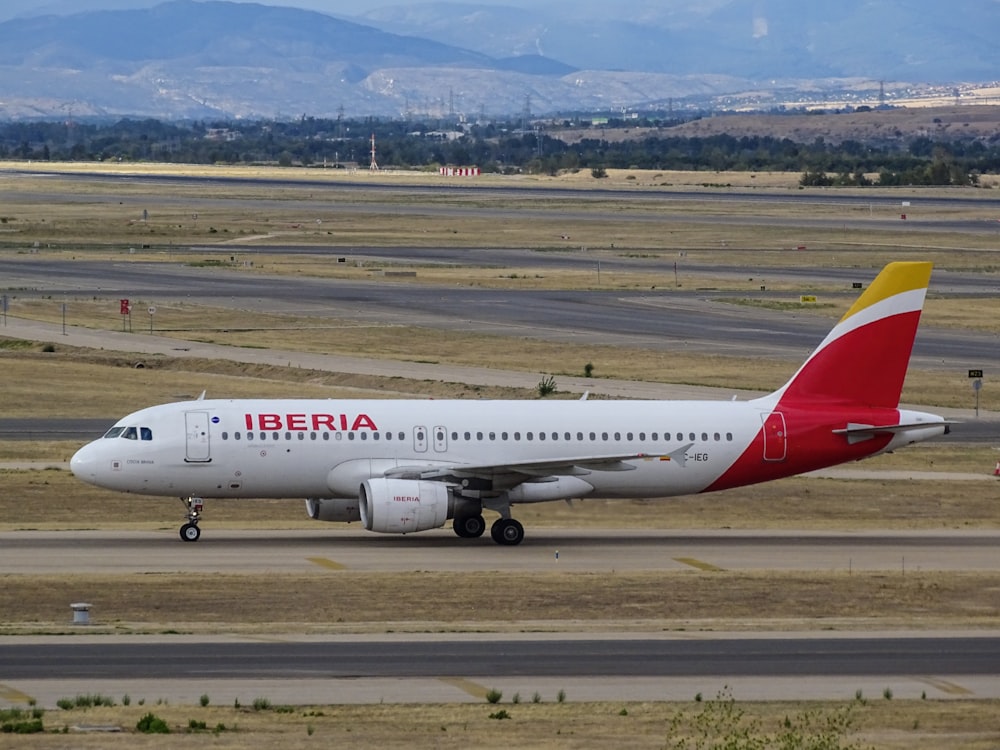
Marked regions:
[490,518,524,546]
[454,514,486,538]
[179,523,201,542]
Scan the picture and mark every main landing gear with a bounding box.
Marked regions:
[179,497,203,542]
[490,518,524,546]
[451,510,525,546]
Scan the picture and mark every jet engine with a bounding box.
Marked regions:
[359,478,450,534]
[305,498,362,523]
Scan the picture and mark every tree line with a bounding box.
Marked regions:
[0,116,996,186]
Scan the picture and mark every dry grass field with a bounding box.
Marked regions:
[6,698,999,750]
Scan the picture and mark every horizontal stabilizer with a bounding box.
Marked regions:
[832,421,952,445]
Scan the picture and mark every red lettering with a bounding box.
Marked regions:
[259,414,282,431]
[312,414,336,430]
[247,412,378,431]
[352,413,377,431]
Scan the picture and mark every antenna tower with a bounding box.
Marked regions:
[369,133,379,172]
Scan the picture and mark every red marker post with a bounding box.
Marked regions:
[119,298,131,332]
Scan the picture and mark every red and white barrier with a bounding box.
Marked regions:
[439,167,481,177]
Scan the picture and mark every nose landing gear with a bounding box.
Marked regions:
[179,497,204,542]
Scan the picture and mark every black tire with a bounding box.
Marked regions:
[454,514,486,538]
[490,518,524,546]
[179,523,201,542]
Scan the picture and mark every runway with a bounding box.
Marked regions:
[2,529,1000,574]
[2,632,999,706]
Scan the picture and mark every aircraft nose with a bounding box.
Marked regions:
[70,442,98,481]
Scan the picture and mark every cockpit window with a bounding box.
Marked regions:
[103,426,126,439]
[140,427,153,441]
[122,427,138,440]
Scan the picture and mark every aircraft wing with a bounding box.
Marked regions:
[384,443,694,483]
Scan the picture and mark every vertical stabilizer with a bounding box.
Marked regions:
[769,262,932,409]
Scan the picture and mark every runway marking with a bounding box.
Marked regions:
[0,684,34,704]
[306,557,347,570]
[438,677,489,699]
[673,557,724,572]
[916,677,974,696]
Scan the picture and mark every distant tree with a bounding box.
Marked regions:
[799,170,833,187]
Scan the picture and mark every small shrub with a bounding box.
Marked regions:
[537,375,557,398]
[557,689,566,703]
[188,719,208,731]
[199,694,210,707]
[511,693,520,704]
[694,692,703,702]
[41,343,55,353]
[531,692,542,704]
[591,167,608,179]
[252,697,272,711]
[583,362,594,378]
[0,708,45,734]
[618,707,629,716]
[121,694,131,706]
[488,709,511,720]
[136,712,169,734]
[56,699,74,711]
[883,687,893,700]
[485,688,503,704]
[307,724,315,736]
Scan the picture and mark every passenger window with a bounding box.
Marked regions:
[539,432,546,441]
[701,433,708,441]
[502,432,509,440]
[577,432,583,441]
[627,432,634,441]
[235,432,241,441]
[221,431,229,440]
[514,432,521,440]
[602,432,608,441]
[614,432,621,441]
[140,427,153,441]
[464,432,471,441]
[590,432,596,441]
[527,432,534,441]
[726,432,733,441]
[714,432,720,441]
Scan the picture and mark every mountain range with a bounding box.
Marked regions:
[0,0,996,120]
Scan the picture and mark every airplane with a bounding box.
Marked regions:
[70,261,948,545]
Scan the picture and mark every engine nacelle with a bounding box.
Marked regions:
[305,497,361,523]
[359,478,450,534]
